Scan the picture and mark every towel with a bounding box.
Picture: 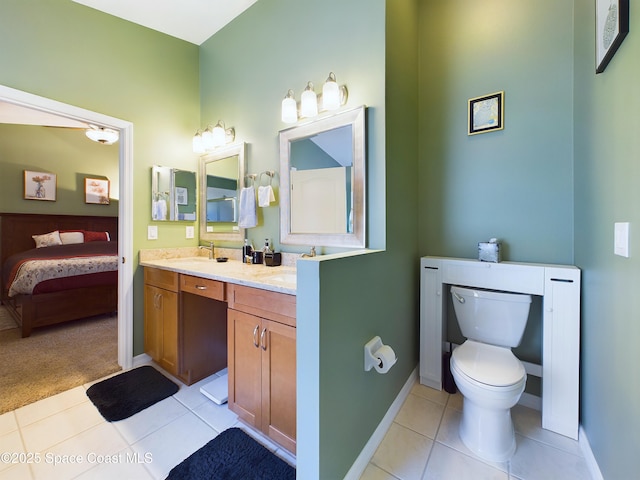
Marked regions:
[238,187,257,228]
[258,185,275,207]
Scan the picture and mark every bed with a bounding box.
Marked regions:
[0,213,118,337]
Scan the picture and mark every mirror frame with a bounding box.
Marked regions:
[279,105,366,248]
[199,142,246,243]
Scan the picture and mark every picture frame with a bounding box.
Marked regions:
[595,0,629,74]
[468,91,504,136]
[175,187,188,205]
[85,177,110,204]
[24,170,57,201]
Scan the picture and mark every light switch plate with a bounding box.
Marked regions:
[614,222,629,257]
[147,225,158,240]
[186,226,195,239]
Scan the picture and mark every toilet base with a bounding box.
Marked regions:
[459,397,516,463]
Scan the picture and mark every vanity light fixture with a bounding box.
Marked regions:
[193,121,235,153]
[85,126,119,145]
[322,72,340,111]
[300,81,318,118]
[281,89,298,123]
[280,72,349,123]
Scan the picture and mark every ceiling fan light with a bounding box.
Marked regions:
[86,127,119,144]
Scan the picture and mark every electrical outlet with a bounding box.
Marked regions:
[186,226,194,239]
[614,222,629,257]
[147,225,158,240]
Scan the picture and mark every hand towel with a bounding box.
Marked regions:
[258,185,276,207]
[238,187,257,228]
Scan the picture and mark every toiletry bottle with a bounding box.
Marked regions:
[243,239,253,258]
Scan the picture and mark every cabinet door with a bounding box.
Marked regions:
[228,309,262,428]
[144,284,178,375]
[261,319,297,454]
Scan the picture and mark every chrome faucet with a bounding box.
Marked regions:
[199,242,214,260]
[302,246,316,258]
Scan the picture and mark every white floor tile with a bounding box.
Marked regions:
[131,412,216,480]
[192,398,238,432]
[14,387,88,427]
[372,423,433,480]
[74,448,155,480]
[423,442,507,480]
[394,394,445,439]
[0,462,33,480]
[511,405,582,456]
[0,431,25,474]
[0,413,17,438]
[171,377,212,411]
[112,396,189,444]
[20,401,104,452]
[409,383,449,406]
[360,463,399,480]
[509,434,591,480]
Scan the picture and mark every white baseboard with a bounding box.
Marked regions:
[343,367,418,480]
[579,425,604,480]
[132,353,151,368]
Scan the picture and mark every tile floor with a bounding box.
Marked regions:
[0,366,592,480]
[361,383,592,480]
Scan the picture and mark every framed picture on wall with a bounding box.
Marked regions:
[85,177,110,204]
[24,170,57,201]
[175,187,188,205]
[595,0,629,74]
[468,91,504,136]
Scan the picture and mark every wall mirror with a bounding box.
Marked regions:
[151,166,197,221]
[199,142,246,243]
[279,105,366,247]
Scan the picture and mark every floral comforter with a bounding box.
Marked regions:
[3,241,118,297]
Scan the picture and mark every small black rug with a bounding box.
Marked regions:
[86,365,179,422]
[166,428,296,480]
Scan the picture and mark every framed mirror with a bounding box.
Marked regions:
[151,166,197,221]
[199,142,246,243]
[279,105,366,247]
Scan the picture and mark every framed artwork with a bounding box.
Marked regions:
[85,178,110,204]
[24,171,57,201]
[175,187,188,205]
[468,91,504,136]
[596,0,629,74]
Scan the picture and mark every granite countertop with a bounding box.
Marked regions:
[139,248,296,295]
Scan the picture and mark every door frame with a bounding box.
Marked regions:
[0,84,134,369]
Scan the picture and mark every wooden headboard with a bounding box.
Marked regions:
[0,213,118,268]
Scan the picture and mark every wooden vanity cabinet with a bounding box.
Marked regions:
[144,267,228,385]
[144,268,179,375]
[227,284,297,453]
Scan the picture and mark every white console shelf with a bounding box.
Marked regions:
[420,256,580,440]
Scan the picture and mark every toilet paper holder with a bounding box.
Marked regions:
[364,336,397,373]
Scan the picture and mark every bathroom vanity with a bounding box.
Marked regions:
[140,254,296,452]
[420,256,581,440]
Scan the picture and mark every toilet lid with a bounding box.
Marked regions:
[452,341,525,387]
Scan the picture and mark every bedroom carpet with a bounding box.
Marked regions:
[87,365,179,421]
[166,427,296,480]
[0,309,120,415]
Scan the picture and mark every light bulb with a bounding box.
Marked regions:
[300,81,318,118]
[281,90,297,123]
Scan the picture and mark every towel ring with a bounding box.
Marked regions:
[244,173,257,188]
[259,170,274,187]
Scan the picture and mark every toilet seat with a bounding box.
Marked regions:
[452,340,525,388]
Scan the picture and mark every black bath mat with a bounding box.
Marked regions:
[166,428,296,480]
[86,365,179,421]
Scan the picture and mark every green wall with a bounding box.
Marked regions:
[574,1,640,478]
[0,124,118,217]
[0,0,200,355]
[418,0,574,265]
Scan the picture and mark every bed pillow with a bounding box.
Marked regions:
[32,230,63,248]
[59,231,85,245]
[83,230,110,242]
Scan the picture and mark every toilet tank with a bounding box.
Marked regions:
[450,285,532,348]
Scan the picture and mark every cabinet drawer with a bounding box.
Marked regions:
[144,267,178,292]
[228,284,296,327]
[180,274,225,301]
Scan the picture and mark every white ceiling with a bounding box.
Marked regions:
[71,0,258,45]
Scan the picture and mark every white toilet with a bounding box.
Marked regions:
[449,285,532,462]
